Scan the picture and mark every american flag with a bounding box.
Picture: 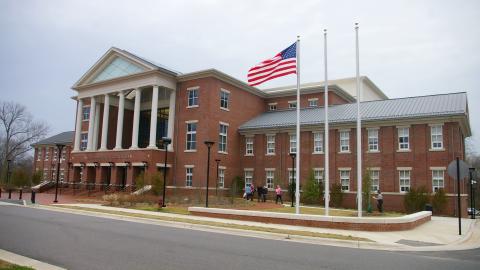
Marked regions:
[247,42,297,87]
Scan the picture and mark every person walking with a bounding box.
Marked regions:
[275,185,283,204]
[262,186,268,202]
[244,185,252,201]
[373,190,384,213]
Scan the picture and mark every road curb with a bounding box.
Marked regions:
[0,249,66,270]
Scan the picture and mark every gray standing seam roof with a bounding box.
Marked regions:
[33,131,75,146]
[239,92,468,130]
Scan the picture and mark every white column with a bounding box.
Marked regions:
[100,94,110,150]
[167,89,176,151]
[74,99,83,151]
[92,102,101,150]
[87,96,96,151]
[114,91,125,150]
[130,88,142,149]
[148,86,159,149]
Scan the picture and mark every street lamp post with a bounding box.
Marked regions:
[53,144,65,203]
[161,137,171,207]
[289,153,296,207]
[215,159,221,196]
[204,140,215,208]
[6,159,12,186]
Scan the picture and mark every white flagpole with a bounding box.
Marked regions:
[295,35,301,215]
[355,23,363,218]
[324,29,330,216]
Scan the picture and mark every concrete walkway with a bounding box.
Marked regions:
[37,203,480,251]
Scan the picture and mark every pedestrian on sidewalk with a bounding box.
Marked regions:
[262,186,268,202]
[373,190,384,213]
[275,185,283,204]
[245,185,252,201]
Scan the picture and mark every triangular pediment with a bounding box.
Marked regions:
[73,47,158,87]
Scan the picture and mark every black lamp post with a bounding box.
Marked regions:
[470,168,476,219]
[53,144,65,203]
[6,159,12,186]
[161,137,171,207]
[204,140,215,208]
[215,159,221,196]
[289,153,296,207]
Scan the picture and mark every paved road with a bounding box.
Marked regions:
[0,205,479,270]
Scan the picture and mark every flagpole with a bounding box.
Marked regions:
[295,35,301,215]
[323,29,330,216]
[355,23,363,218]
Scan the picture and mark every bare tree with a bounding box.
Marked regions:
[0,101,49,183]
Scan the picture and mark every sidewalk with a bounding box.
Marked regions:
[38,203,480,251]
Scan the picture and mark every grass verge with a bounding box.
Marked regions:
[52,205,372,242]
[259,206,403,217]
[0,260,33,270]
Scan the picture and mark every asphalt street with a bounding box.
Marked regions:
[0,204,479,270]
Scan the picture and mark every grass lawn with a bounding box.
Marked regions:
[0,260,34,270]
[260,206,403,217]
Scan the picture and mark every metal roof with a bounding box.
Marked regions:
[239,92,468,131]
[32,131,75,146]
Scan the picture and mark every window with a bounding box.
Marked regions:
[399,170,411,192]
[186,167,193,187]
[61,150,66,163]
[187,88,199,107]
[218,168,225,188]
[52,169,56,180]
[37,149,41,161]
[432,170,444,192]
[245,137,254,155]
[45,148,50,161]
[370,170,380,191]
[43,169,48,180]
[314,169,324,184]
[268,103,277,111]
[186,122,197,150]
[82,106,90,121]
[53,148,58,161]
[398,127,410,150]
[288,101,297,109]
[313,132,323,153]
[288,169,296,184]
[339,131,350,152]
[245,170,253,188]
[220,90,229,110]
[368,129,379,152]
[266,170,275,189]
[80,133,88,150]
[340,170,350,191]
[266,135,275,155]
[308,98,318,107]
[289,134,297,153]
[431,125,443,149]
[60,169,65,181]
[219,123,228,153]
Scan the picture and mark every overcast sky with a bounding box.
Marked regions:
[1,0,479,151]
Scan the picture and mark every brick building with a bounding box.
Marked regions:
[33,47,472,215]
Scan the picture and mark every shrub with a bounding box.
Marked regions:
[135,172,146,190]
[362,169,373,213]
[432,188,447,214]
[302,169,321,205]
[11,168,30,188]
[230,176,244,199]
[31,171,42,186]
[330,182,344,207]
[150,172,164,196]
[404,186,430,213]
[102,194,118,206]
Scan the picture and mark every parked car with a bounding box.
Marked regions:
[467,208,480,216]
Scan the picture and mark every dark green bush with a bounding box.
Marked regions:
[330,182,344,208]
[301,170,321,205]
[404,186,430,213]
[432,188,447,214]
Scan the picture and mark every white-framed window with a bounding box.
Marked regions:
[314,168,324,184]
[220,89,230,110]
[368,129,379,152]
[432,170,444,192]
[288,101,297,109]
[399,170,411,192]
[244,170,253,188]
[219,123,228,153]
[339,131,350,152]
[289,134,297,154]
[340,170,350,191]
[43,168,48,180]
[61,150,66,163]
[53,148,58,161]
[266,169,275,189]
[308,98,318,107]
[218,168,225,188]
[82,106,90,121]
[186,167,193,187]
[398,127,410,150]
[266,135,275,155]
[431,125,443,150]
[313,132,323,153]
[187,88,199,107]
[80,133,88,150]
[370,170,380,191]
[60,169,65,181]
[37,149,41,161]
[52,168,56,180]
[268,103,277,111]
[245,137,254,156]
[288,169,296,184]
[186,122,197,150]
[45,148,50,161]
